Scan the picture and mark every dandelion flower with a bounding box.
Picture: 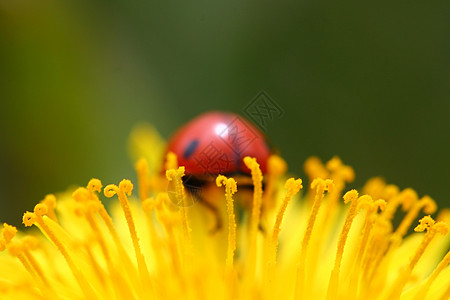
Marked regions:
[1,125,449,300]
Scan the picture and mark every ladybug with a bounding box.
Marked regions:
[166,111,273,231]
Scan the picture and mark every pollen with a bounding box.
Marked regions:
[1,146,449,300]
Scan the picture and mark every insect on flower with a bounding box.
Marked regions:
[1,116,449,300]
[165,111,279,231]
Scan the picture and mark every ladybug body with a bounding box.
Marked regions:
[167,111,271,178]
[166,111,272,231]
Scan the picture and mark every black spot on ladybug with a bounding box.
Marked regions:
[183,139,199,159]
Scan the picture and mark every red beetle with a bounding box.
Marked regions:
[166,111,272,231]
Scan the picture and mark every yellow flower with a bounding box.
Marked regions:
[1,125,449,300]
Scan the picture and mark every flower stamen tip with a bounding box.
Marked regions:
[87,178,103,193]
[119,179,133,195]
[33,203,48,217]
[2,223,17,242]
[285,178,303,195]
[166,167,185,181]
[22,212,36,227]
[343,189,359,203]
[104,184,119,198]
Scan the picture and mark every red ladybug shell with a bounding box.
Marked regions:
[166,111,271,177]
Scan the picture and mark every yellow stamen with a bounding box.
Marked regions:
[23,204,98,300]
[1,223,17,244]
[303,157,328,203]
[437,208,450,222]
[216,175,238,270]
[216,175,238,298]
[86,179,124,252]
[326,189,360,300]
[262,155,287,210]
[393,195,437,240]
[4,236,57,300]
[6,241,45,291]
[85,179,143,295]
[141,196,167,274]
[87,178,102,194]
[295,178,333,299]
[362,177,386,200]
[326,156,355,184]
[165,151,178,171]
[21,236,50,287]
[440,283,450,300]
[387,216,449,300]
[72,189,106,255]
[322,157,354,232]
[1,225,45,289]
[325,157,354,203]
[136,157,150,202]
[40,194,58,222]
[362,179,399,203]
[270,178,303,262]
[268,178,302,278]
[304,160,356,292]
[382,184,400,202]
[165,166,194,292]
[166,167,192,242]
[243,156,263,233]
[104,180,152,292]
[2,149,450,300]
[243,156,264,287]
[413,249,450,300]
[303,156,329,185]
[142,196,162,213]
[82,240,107,287]
[154,193,182,276]
[361,189,420,291]
[360,214,392,293]
[382,188,417,222]
[411,217,448,264]
[349,196,387,299]
[73,187,133,299]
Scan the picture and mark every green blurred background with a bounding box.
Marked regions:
[1,0,449,226]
